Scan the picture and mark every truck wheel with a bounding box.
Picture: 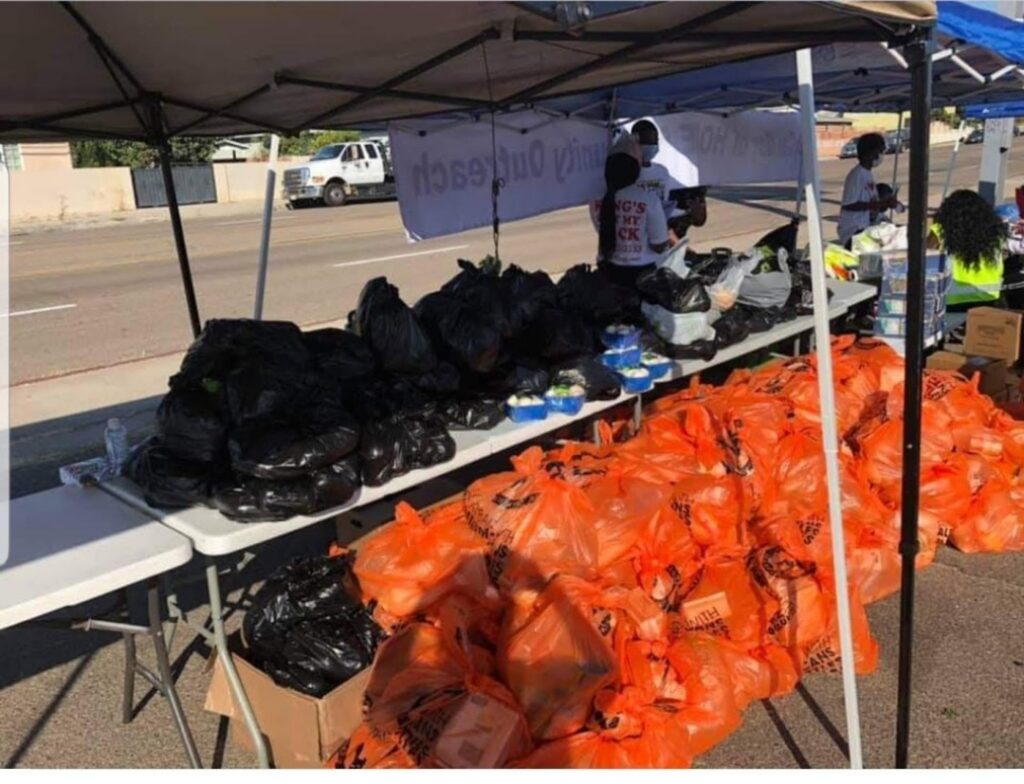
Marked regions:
[323,182,347,207]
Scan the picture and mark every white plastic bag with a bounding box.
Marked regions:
[706,255,757,311]
[737,249,792,309]
[641,301,716,346]
[656,238,691,278]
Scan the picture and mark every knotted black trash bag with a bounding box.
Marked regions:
[556,264,639,325]
[524,308,594,361]
[636,267,711,314]
[354,277,438,375]
[228,414,361,481]
[473,362,550,398]
[661,339,718,362]
[440,259,513,339]
[359,414,455,487]
[712,309,752,349]
[414,291,502,375]
[501,264,557,337]
[439,397,505,430]
[243,554,385,697]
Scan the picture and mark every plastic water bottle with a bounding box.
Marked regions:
[104,418,130,474]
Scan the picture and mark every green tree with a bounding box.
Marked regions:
[277,130,361,156]
[71,137,220,168]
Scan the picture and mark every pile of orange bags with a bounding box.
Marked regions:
[339,336,1023,768]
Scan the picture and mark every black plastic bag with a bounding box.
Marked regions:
[127,437,213,509]
[414,292,502,375]
[439,397,505,430]
[501,265,557,337]
[224,362,308,426]
[524,307,595,361]
[354,277,438,375]
[441,259,513,338]
[660,339,718,362]
[713,309,752,349]
[636,267,711,314]
[359,414,455,487]
[411,361,462,397]
[172,319,309,391]
[212,458,360,522]
[156,388,228,464]
[740,305,780,334]
[302,328,377,380]
[556,264,639,325]
[228,412,360,480]
[243,555,385,697]
[551,357,621,401]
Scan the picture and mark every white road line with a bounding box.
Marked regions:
[214,218,264,226]
[1,303,78,318]
[332,244,470,268]
[8,240,24,246]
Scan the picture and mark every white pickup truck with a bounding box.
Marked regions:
[281,139,396,207]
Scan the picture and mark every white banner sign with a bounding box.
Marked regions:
[633,110,803,188]
[390,110,608,241]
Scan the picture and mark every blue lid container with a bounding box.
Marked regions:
[601,324,642,350]
[544,386,586,416]
[641,352,672,380]
[505,396,548,423]
[601,346,642,370]
[618,366,653,394]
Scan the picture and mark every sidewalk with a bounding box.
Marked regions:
[10,198,290,237]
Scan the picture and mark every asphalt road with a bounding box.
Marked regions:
[8,142,1019,385]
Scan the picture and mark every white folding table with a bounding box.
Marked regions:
[100,278,877,767]
[0,486,201,768]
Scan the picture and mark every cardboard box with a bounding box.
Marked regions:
[927,351,1007,397]
[964,307,1024,365]
[204,632,369,768]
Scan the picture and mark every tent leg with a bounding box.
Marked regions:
[253,134,279,320]
[157,141,202,338]
[796,47,864,771]
[895,32,933,770]
[941,120,965,201]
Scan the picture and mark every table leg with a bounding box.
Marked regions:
[147,579,202,769]
[120,587,136,725]
[632,395,643,434]
[205,556,269,768]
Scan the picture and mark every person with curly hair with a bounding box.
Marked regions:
[929,189,1007,310]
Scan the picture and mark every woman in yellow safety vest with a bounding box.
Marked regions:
[928,189,1007,310]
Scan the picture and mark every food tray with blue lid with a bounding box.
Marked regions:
[640,351,672,380]
[601,323,641,350]
[505,394,548,423]
[618,366,653,393]
[544,383,586,416]
[601,346,642,370]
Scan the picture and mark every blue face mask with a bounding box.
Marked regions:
[640,144,659,164]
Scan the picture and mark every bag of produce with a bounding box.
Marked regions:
[641,302,715,347]
[156,387,228,465]
[636,267,711,314]
[501,264,558,337]
[126,437,214,509]
[302,327,377,380]
[354,501,492,618]
[415,291,502,375]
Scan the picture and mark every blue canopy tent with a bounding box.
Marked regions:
[965,100,1024,119]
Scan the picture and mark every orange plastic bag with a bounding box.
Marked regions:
[354,501,492,619]
[717,640,799,707]
[463,445,600,590]
[666,635,744,755]
[789,580,879,676]
[620,406,729,482]
[746,545,829,650]
[498,575,626,741]
[950,479,1024,553]
[631,509,702,610]
[365,617,533,768]
[583,472,671,569]
[768,431,828,518]
[668,472,748,549]
[515,687,694,768]
[333,723,415,769]
[668,553,766,648]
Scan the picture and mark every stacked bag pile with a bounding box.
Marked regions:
[128,261,645,521]
[334,335,1023,768]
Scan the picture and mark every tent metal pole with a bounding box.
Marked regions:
[895,30,933,770]
[796,47,864,771]
[253,134,279,320]
[149,97,202,339]
[892,110,904,189]
[942,119,966,200]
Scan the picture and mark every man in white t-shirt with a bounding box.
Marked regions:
[837,133,896,248]
[589,134,669,288]
[632,119,677,215]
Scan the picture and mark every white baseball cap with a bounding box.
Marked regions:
[608,132,642,164]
